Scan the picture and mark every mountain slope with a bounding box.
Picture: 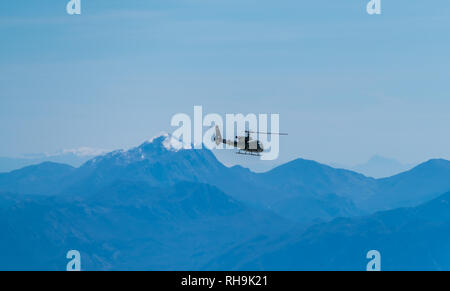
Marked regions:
[260,158,377,204]
[212,191,450,271]
[0,152,99,173]
[1,136,450,270]
[0,181,289,270]
[368,159,450,210]
[0,162,75,195]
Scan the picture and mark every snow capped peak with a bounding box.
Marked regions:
[162,136,184,151]
[83,132,202,168]
[144,132,191,152]
[147,132,169,144]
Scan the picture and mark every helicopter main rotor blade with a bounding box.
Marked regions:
[246,131,288,136]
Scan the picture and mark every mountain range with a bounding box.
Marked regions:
[210,191,450,271]
[0,149,103,173]
[0,134,449,270]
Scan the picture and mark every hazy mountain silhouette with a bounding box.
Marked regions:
[370,159,450,210]
[351,155,414,178]
[0,162,76,195]
[0,135,449,223]
[0,182,289,270]
[1,135,450,270]
[212,191,450,271]
[0,150,102,173]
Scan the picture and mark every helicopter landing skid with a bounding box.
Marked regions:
[236,150,261,157]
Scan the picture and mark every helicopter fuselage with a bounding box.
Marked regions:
[220,136,264,153]
[214,126,269,155]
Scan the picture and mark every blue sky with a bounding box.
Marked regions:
[0,0,449,167]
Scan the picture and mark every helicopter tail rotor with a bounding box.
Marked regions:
[214,126,222,145]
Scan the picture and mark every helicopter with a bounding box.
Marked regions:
[214,126,287,156]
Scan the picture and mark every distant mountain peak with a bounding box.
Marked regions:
[15,161,75,172]
[367,155,398,163]
[61,147,109,157]
[142,133,188,152]
[146,133,169,145]
[351,155,413,178]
